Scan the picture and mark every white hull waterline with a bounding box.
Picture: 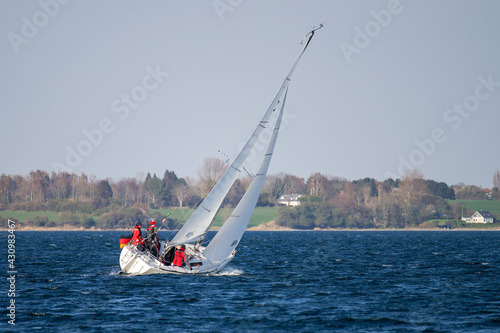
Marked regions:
[119,25,321,276]
[120,242,234,275]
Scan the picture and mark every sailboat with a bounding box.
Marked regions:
[119,25,321,275]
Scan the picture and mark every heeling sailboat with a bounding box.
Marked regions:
[119,25,321,275]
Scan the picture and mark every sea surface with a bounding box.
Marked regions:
[2,231,500,332]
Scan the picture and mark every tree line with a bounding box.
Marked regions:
[276,170,500,229]
[0,162,498,229]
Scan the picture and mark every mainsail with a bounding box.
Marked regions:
[169,90,284,246]
[170,25,321,247]
[203,88,288,262]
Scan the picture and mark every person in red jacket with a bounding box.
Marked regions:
[172,245,190,268]
[132,222,143,245]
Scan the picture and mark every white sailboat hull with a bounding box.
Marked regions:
[119,243,234,275]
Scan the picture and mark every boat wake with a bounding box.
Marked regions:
[213,266,244,276]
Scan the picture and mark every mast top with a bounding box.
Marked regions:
[302,23,323,44]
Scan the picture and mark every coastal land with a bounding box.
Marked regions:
[2,200,499,232]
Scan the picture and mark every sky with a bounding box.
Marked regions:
[1,0,499,188]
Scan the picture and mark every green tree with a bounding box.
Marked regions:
[276,206,299,228]
[426,180,455,200]
[492,187,500,200]
[95,180,113,200]
[143,173,165,207]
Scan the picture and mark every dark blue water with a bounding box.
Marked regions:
[2,231,500,332]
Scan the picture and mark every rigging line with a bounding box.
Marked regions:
[218,149,230,163]
[243,167,254,179]
[155,212,171,233]
[199,155,230,199]
[168,156,230,238]
[167,207,186,232]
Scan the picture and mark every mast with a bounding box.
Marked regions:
[169,25,322,247]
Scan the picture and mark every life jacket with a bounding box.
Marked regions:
[147,221,156,232]
[172,248,185,266]
[132,226,143,245]
[146,222,159,246]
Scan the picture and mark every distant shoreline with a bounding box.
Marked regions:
[6,217,500,232]
[8,226,500,232]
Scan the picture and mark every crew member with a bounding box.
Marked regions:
[132,222,143,245]
[145,218,160,257]
[161,241,175,265]
[172,245,190,268]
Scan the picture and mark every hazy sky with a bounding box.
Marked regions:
[1,1,499,188]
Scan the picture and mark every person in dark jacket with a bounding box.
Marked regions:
[145,219,160,257]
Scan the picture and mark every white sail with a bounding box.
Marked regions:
[170,28,319,246]
[203,89,287,262]
[169,87,283,246]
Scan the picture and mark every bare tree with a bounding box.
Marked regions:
[28,170,50,202]
[0,174,15,203]
[398,169,427,206]
[197,157,226,195]
[112,178,139,207]
[493,169,500,189]
[307,172,329,199]
[173,183,191,208]
[49,172,71,199]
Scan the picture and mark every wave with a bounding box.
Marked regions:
[213,266,244,276]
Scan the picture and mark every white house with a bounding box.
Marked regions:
[462,210,496,223]
[276,194,302,206]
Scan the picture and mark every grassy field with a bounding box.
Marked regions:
[456,200,500,217]
[424,200,500,229]
[426,218,500,229]
[0,207,278,229]
[3,200,498,229]
[0,210,59,222]
[152,206,278,229]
